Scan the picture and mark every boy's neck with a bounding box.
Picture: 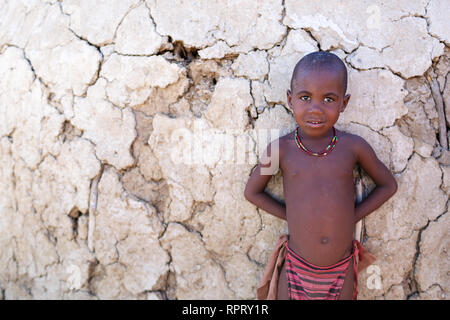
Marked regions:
[297,126,337,141]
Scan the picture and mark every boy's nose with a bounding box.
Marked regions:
[308,103,323,113]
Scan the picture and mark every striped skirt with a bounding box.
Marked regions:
[286,240,359,300]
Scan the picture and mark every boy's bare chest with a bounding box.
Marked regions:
[280,140,356,181]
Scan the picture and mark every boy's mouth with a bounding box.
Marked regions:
[306,120,324,124]
[305,120,326,128]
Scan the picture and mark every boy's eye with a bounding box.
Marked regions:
[324,97,334,103]
[300,96,310,101]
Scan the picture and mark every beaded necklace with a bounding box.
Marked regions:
[295,126,338,157]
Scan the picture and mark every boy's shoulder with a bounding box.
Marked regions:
[261,130,294,160]
[337,129,374,155]
[275,129,295,150]
[338,129,363,142]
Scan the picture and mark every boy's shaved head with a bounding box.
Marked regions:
[290,51,348,94]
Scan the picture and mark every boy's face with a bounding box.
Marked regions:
[287,68,350,138]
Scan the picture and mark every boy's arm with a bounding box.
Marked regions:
[244,139,287,221]
[353,136,398,223]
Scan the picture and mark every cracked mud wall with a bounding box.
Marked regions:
[0,0,448,300]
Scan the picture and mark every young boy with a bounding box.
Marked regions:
[244,51,398,300]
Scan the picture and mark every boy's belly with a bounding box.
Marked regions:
[284,182,356,266]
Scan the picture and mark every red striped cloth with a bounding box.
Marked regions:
[286,240,359,300]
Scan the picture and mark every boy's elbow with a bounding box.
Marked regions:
[244,186,253,202]
[389,177,398,197]
[244,186,260,204]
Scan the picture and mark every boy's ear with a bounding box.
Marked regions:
[287,89,292,107]
[340,94,350,112]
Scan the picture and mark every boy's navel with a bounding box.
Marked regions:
[320,237,329,244]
